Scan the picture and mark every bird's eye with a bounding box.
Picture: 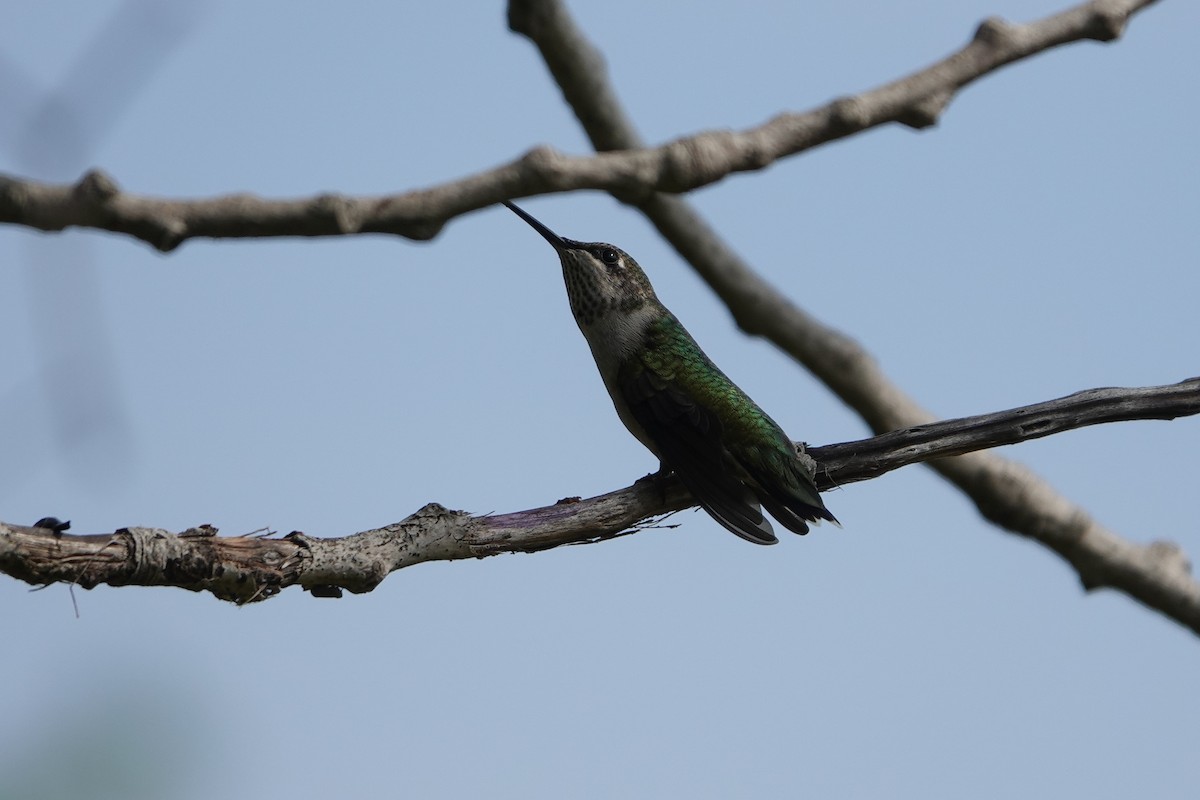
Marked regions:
[600,248,620,265]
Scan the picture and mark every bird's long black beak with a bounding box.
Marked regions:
[503,201,569,251]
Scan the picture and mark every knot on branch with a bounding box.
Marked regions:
[313,193,363,234]
[1145,540,1193,579]
[518,144,568,186]
[73,169,119,203]
[154,219,189,253]
[897,90,953,130]
[1085,1,1127,42]
[121,527,170,584]
[830,97,871,133]
[974,17,1018,48]
[661,131,737,192]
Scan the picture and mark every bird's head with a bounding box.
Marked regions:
[504,201,658,326]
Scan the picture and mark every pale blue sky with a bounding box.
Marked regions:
[2,2,1198,798]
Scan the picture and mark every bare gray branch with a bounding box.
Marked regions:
[0,0,1159,250]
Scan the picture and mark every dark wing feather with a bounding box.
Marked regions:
[622,367,778,545]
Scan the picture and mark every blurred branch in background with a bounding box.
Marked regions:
[0,0,206,493]
[0,681,205,800]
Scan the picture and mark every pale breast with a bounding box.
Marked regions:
[576,305,662,457]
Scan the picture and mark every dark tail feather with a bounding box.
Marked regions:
[748,457,839,536]
[757,490,836,533]
[671,465,779,545]
[698,497,779,545]
[759,494,812,536]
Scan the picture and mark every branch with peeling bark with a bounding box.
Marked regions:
[3,379,1197,626]
[0,0,1158,251]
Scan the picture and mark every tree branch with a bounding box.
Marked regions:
[809,377,1200,480]
[5,379,1197,630]
[0,0,1158,251]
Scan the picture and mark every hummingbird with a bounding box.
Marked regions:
[503,201,838,545]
